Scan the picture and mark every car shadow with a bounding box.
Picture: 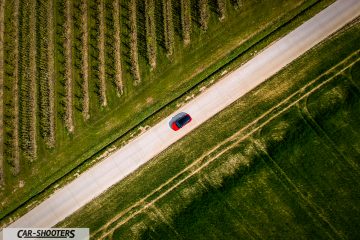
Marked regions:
[168,112,188,128]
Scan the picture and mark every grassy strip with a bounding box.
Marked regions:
[18,0,37,160]
[37,0,55,148]
[0,0,4,185]
[58,18,359,237]
[103,0,119,105]
[3,0,20,175]
[54,0,66,136]
[0,0,333,226]
[145,0,157,69]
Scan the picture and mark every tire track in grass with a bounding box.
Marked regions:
[94,56,359,239]
[251,138,342,240]
[0,0,4,185]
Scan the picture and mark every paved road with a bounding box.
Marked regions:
[2,0,359,234]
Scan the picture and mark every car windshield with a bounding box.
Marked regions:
[176,115,190,128]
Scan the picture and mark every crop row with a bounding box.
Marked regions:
[2,0,20,176]
[72,0,90,120]
[199,0,209,31]
[145,0,157,69]
[231,0,243,10]
[181,0,191,45]
[97,0,107,106]
[79,0,90,119]
[113,0,123,95]
[36,0,55,147]
[87,0,107,105]
[0,0,242,170]
[18,0,37,161]
[129,0,141,84]
[64,0,74,132]
[163,0,174,56]
[216,0,226,21]
[0,0,4,184]
[54,0,74,132]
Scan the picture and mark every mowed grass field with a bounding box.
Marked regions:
[58,19,360,239]
[0,0,329,223]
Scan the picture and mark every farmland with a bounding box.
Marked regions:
[58,19,360,239]
[1,0,330,222]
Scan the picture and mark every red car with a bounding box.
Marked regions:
[171,114,192,131]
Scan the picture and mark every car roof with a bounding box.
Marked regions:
[176,114,191,127]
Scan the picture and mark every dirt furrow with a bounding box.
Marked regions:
[98,0,107,106]
[163,0,174,56]
[38,0,55,147]
[145,0,157,69]
[80,0,90,120]
[47,0,55,146]
[64,0,74,132]
[129,0,141,84]
[181,0,191,45]
[113,0,123,96]
[28,0,37,159]
[199,0,209,31]
[216,0,226,21]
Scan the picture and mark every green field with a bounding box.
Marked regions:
[0,0,333,224]
[58,19,360,239]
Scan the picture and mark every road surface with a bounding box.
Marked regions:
[1,0,359,235]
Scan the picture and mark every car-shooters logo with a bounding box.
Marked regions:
[2,228,89,240]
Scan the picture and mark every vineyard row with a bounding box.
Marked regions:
[1,0,235,175]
